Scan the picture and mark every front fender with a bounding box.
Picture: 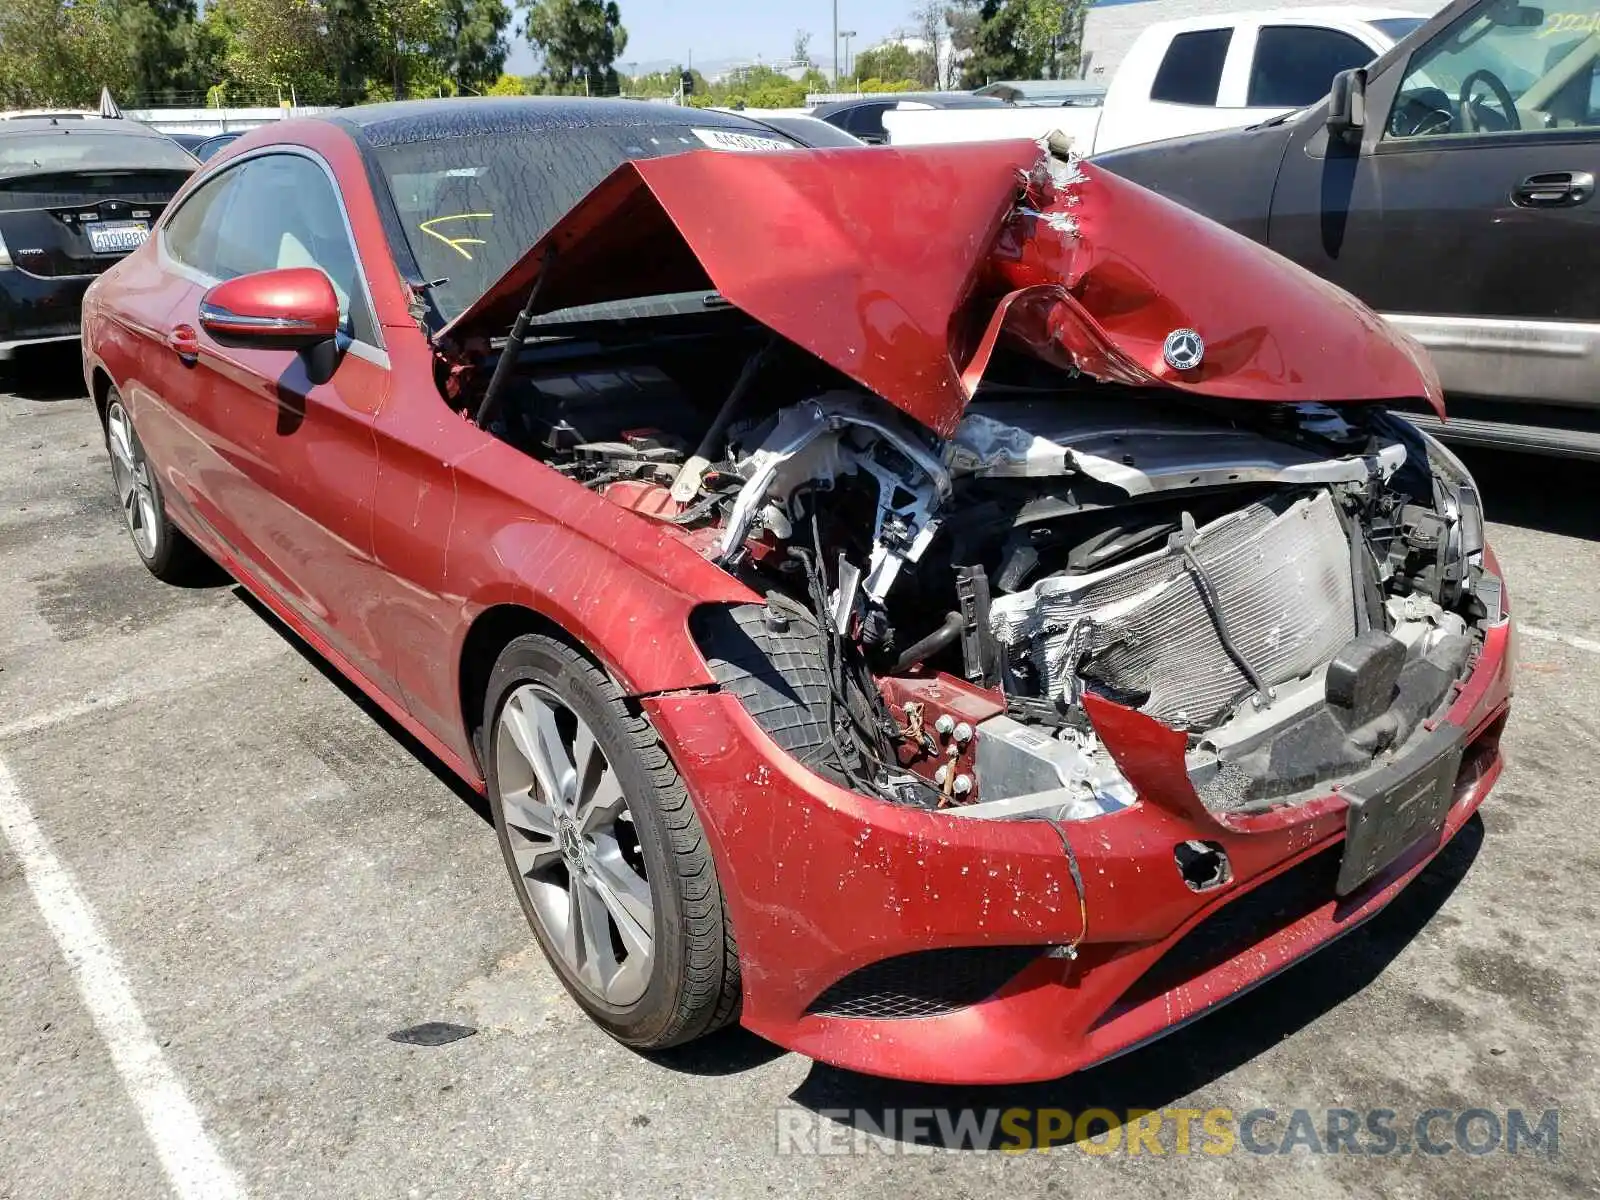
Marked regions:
[445,438,759,697]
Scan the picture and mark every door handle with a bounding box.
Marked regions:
[1511,170,1594,208]
[166,324,199,362]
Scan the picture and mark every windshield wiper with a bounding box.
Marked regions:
[1249,107,1306,130]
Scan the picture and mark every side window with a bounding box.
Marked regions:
[210,153,378,344]
[1247,26,1375,107]
[1150,28,1234,105]
[162,168,243,275]
[1387,0,1600,140]
[846,103,893,140]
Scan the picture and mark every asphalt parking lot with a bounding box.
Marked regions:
[2,344,1597,1199]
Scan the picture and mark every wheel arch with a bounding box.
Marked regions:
[457,604,604,771]
[90,366,115,426]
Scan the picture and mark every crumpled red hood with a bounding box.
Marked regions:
[441,140,1443,438]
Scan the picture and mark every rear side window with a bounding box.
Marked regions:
[1151,28,1234,105]
[162,168,243,275]
[1247,26,1374,107]
[845,103,894,139]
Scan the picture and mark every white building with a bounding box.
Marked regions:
[1081,0,1440,81]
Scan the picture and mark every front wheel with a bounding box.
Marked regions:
[103,391,208,583]
[483,634,741,1048]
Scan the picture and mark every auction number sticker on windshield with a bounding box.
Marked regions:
[690,128,792,152]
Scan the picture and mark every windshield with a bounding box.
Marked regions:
[0,131,196,173]
[374,123,800,323]
[1371,16,1428,41]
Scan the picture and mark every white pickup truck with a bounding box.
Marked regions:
[884,6,1431,152]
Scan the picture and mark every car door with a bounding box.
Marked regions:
[1267,0,1600,406]
[137,163,248,539]
[161,149,397,687]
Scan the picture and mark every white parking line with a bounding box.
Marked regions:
[0,757,245,1200]
[1519,625,1600,657]
[0,692,132,741]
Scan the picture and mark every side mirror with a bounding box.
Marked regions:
[1327,67,1368,142]
[199,267,341,352]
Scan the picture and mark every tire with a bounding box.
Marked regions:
[482,634,741,1048]
[691,601,832,761]
[103,390,208,584]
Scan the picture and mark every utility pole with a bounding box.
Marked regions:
[841,31,856,84]
[832,0,839,86]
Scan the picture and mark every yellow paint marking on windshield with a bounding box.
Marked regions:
[419,212,492,260]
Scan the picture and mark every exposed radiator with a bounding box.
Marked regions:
[989,491,1357,730]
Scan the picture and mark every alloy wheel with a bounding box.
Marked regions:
[494,684,655,1007]
[106,401,159,560]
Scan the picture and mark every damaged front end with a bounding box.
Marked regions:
[434,137,1497,851]
[431,136,1512,1079]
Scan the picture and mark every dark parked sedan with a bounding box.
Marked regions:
[812,92,1006,143]
[0,118,195,358]
[190,131,243,162]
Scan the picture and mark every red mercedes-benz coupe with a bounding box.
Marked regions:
[81,98,1513,1084]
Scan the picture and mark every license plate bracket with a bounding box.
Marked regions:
[87,220,149,255]
[1337,725,1465,896]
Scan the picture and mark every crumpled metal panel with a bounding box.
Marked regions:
[439,141,1445,438]
[990,491,1356,730]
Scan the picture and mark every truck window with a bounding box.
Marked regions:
[1386,0,1600,139]
[1247,26,1374,107]
[1150,28,1234,106]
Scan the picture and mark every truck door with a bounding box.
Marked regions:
[1267,0,1600,407]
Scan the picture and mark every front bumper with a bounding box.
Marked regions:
[645,602,1514,1085]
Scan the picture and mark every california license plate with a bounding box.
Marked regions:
[87,220,149,255]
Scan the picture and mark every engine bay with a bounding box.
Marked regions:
[444,306,1498,822]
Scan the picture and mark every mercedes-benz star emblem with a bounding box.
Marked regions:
[1163,328,1204,372]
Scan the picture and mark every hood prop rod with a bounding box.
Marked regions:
[473,246,557,431]
[668,335,778,504]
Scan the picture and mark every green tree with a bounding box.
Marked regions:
[436,0,512,93]
[852,42,923,86]
[217,0,337,103]
[862,78,919,92]
[0,0,134,107]
[111,0,208,105]
[520,0,627,95]
[318,0,377,103]
[1016,0,1088,78]
[367,0,445,99]
[486,71,529,94]
[945,0,983,85]
[961,0,1031,88]
[624,65,707,99]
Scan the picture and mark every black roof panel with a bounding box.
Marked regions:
[329,96,780,148]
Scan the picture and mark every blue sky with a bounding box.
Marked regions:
[504,0,922,75]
